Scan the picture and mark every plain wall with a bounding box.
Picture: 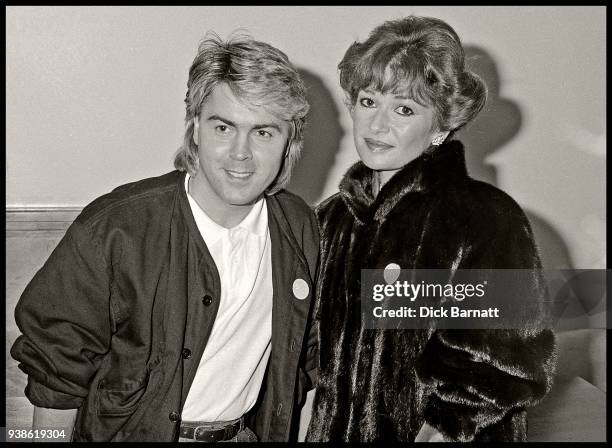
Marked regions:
[6,5,606,269]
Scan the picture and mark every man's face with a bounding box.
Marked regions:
[192,82,290,212]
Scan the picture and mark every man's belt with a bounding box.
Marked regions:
[179,417,243,442]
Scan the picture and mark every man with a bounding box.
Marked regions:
[11,32,318,442]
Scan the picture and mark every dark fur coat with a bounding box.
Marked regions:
[306,141,557,442]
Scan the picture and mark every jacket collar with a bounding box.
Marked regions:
[266,195,310,271]
[176,170,309,279]
[339,140,468,224]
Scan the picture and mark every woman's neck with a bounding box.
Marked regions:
[373,168,399,197]
[372,171,380,197]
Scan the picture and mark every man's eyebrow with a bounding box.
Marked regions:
[207,115,235,127]
[208,114,282,132]
[252,123,282,132]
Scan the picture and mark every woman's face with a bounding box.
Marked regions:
[351,88,439,177]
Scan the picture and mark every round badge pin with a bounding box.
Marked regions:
[292,278,310,300]
[383,263,401,284]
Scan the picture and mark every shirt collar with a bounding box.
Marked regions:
[185,173,267,244]
[235,192,268,238]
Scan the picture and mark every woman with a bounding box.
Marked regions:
[306,16,556,442]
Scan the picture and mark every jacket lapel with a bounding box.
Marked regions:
[263,195,314,440]
[267,194,314,332]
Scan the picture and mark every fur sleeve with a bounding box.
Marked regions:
[415,328,556,441]
[414,186,557,441]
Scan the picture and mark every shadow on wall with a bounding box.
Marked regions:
[459,45,574,272]
[459,47,605,390]
[288,68,343,206]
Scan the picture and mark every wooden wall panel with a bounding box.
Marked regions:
[6,207,81,429]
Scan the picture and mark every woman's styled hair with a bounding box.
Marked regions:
[174,31,309,195]
[338,16,487,135]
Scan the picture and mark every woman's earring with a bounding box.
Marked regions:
[432,135,445,146]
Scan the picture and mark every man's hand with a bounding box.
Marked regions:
[32,407,77,442]
[415,422,446,442]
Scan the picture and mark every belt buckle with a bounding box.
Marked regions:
[194,425,225,442]
[193,418,242,442]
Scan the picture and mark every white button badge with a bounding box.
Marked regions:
[383,263,401,284]
[292,278,310,300]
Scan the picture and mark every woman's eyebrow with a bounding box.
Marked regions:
[393,94,415,101]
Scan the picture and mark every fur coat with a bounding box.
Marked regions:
[306,140,556,442]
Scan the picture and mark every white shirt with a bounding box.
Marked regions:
[181,173,273,422]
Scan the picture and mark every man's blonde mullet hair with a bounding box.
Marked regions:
[174,31,309,195]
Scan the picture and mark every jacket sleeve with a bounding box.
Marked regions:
[304,195,339,389]
[10,219,112,409]
[303,206,320,389]
[414,193,557,442]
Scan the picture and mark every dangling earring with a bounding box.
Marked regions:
[432,135,445,146]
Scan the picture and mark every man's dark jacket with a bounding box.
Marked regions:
[11,170,319,442]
